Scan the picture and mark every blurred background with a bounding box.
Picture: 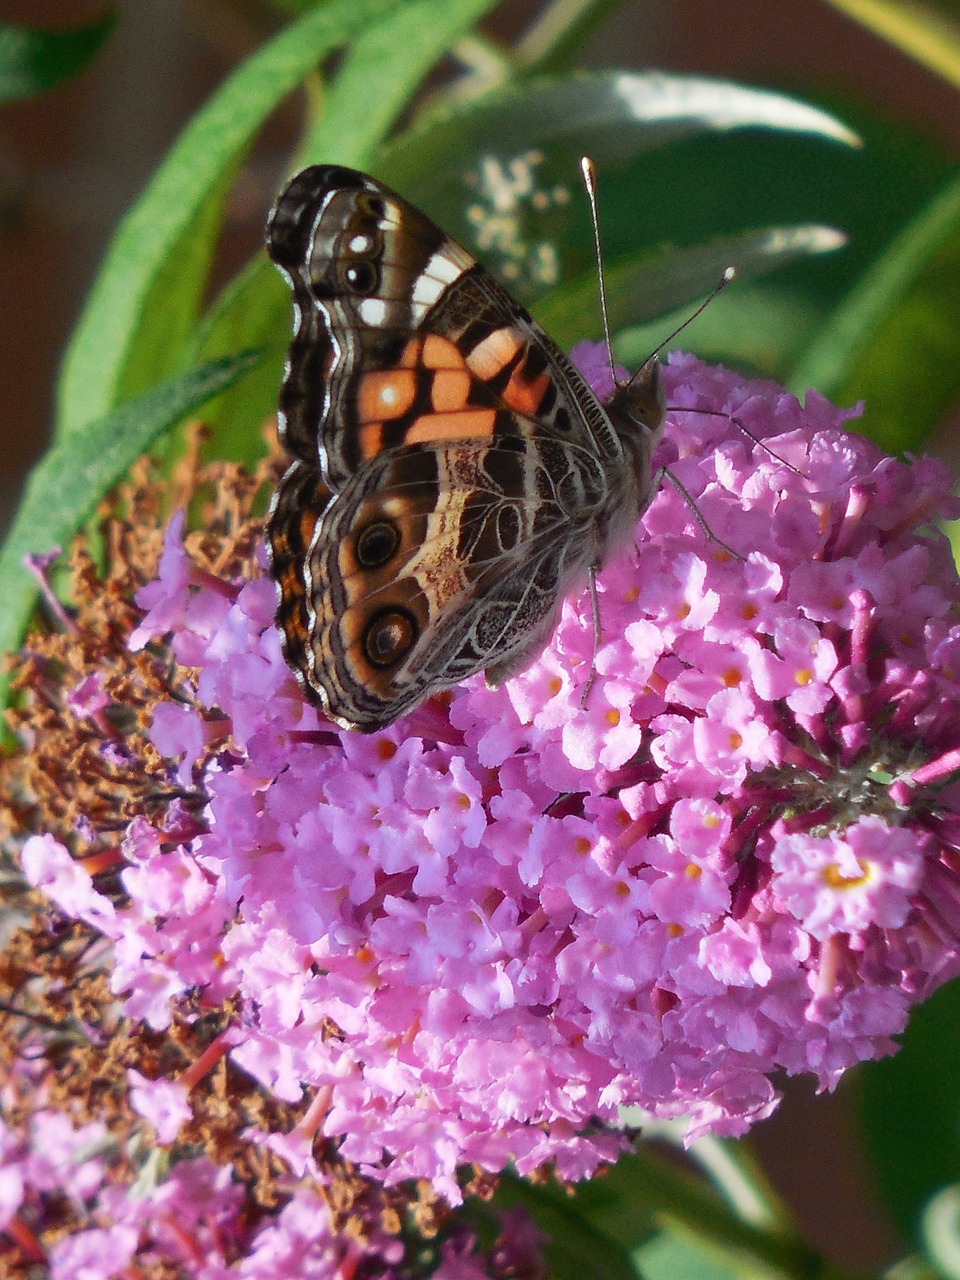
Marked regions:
[1,2,958,1266]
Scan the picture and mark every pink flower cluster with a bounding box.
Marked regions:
[0,1078,408,1280]
[21,351,960,1208]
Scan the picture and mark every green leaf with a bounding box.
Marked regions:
[0,352,259,716]
[377,71,860,208]
[0,14,116,101]
[555,1142,823,1280]
[514,0,632,76]
[860,978,960,1243]
[613,282,823,377]
[533,224,847,351]
[112,171,234,411]
[788,168,960,450]
[186,258,290,462]
[635,1232,736,1280]
[373,71,859,334]
[54,0,399,440]
[299,0,505,169]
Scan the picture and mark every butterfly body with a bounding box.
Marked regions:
[266,165,665,732]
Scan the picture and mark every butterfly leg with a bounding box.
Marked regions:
[578,564,603,710]
[668,408,804,477]
[655,466,745,563]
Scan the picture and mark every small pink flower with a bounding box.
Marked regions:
[126,1071,192,1145]
[771,815,927,938]
[47,1225,139,1280]
[21,835,115,927]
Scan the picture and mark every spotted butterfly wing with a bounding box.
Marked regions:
[266,164,665,732]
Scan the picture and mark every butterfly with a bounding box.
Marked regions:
[265,164,667,733]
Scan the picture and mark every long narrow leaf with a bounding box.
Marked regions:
[299,0,505,169]
[788,168,960,449]
[534,223,848,349]
[185,260,290,462]
[0,352,258,713]
[377,71,861,204]
[54,0,398,439]
[614,283,824,377]
[111,172,234,412]
[562,1145,821,1280]
[0,14,116,101]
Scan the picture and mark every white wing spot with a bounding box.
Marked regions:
[409,250,466,314]
[425,250,465,285]
[359,298,390,326]
[412,273,444,309]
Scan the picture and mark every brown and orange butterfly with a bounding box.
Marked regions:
[266,164,666,732]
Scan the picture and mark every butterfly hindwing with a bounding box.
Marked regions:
[269,435,604,730]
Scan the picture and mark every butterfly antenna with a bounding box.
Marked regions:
[580,156,619,388]
[625,267,736,391]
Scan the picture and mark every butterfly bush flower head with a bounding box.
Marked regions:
[5,353,960,1263]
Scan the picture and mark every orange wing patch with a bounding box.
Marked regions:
[430,369,472,413]
[399,333,467,371]
[358,369,417,422]
[422,334,467,369]
[405,410,496,444]
[398,337,423,369]
[501,364,550,418]
[357,422,385,460]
